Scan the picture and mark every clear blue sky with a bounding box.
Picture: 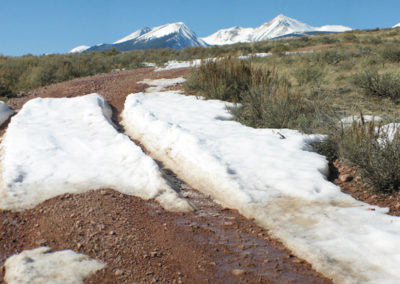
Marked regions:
[1,0,399,56]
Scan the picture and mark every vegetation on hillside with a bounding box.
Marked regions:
[185,27,400,193]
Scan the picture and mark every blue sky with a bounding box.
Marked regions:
[1,0,399,56]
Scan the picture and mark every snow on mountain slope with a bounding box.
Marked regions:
[316,25,352,32]
[202,14,352,45]
[132,22,207,47]
[394,23,400,28]
[113,27,151,44]
[68,45,90,53]
[253,14,315,41]
[201,26,254,45]
[87,22,207,52]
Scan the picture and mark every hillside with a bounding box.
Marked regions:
[2,27,400,283]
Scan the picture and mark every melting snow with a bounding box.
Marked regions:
[139,77,186,92]
[340,115,383,127]
[0,101,14,126]
[0,94,191,212]
[4,247,104,284]
[122,79,400,283]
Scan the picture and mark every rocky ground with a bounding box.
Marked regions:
[1,65,395,283]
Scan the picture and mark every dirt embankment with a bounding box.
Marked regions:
[1,67,332,283]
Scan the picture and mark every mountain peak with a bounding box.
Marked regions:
[201,15,351,46]
[114,27,151,44]
[273,14,289,21]
[86,21,206,52]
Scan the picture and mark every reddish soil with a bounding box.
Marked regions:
[333,160,400,216]
[0,66,334,283]
[7,67,191,115]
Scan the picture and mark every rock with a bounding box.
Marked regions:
[339,174,353,182]
[231,269,245,276]
[114,269,124,276]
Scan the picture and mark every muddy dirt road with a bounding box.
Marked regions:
[1,67,331,283]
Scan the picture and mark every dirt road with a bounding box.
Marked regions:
[1,67,331,283]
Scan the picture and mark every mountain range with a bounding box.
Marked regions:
[201,14,351,45]
[69,14,353,53]
[394,23,400,28]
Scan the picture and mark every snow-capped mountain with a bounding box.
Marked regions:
[202,14,352,45]
[252,14,316,41]
[86,22,207,52]
[68,45,90,53]
[394,23,400,28]
[113,27,151,44]
[72,16,351,53]
[202,26,254,45]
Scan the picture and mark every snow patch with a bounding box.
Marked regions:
[68,45,90,53]
[4,247,104,284]
[155,60,202,72]
[340,115,383,127]
[377,123,400,143]
[0,94,191,212]
[155,53,273,72]
[0,101,14,126]
[139,77,186,92]
[122,89,400,283]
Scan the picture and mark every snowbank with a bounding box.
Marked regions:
[155,60,202,72]
[340,115,383,127]
[0,94,191,212]
[4,247,104,284]
[122,85,400,283]
[0,101,14,126]
[139,77,186,92]
[155,53,275,72]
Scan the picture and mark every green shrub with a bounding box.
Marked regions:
[230,73,334,133]
[381,45,400,63]
[292,67,325,86]
[339,121,400,193]
[184,57,266,102]
[312,137,339,163]
[353,70,400,102]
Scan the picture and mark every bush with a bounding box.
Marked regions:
[292,67,324,86]
[184,57,266,102]
[230,73,334,133]
[312,137,339,163]
[339,121,400,193]
[353,70,400,102]
[381,45,400,63]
